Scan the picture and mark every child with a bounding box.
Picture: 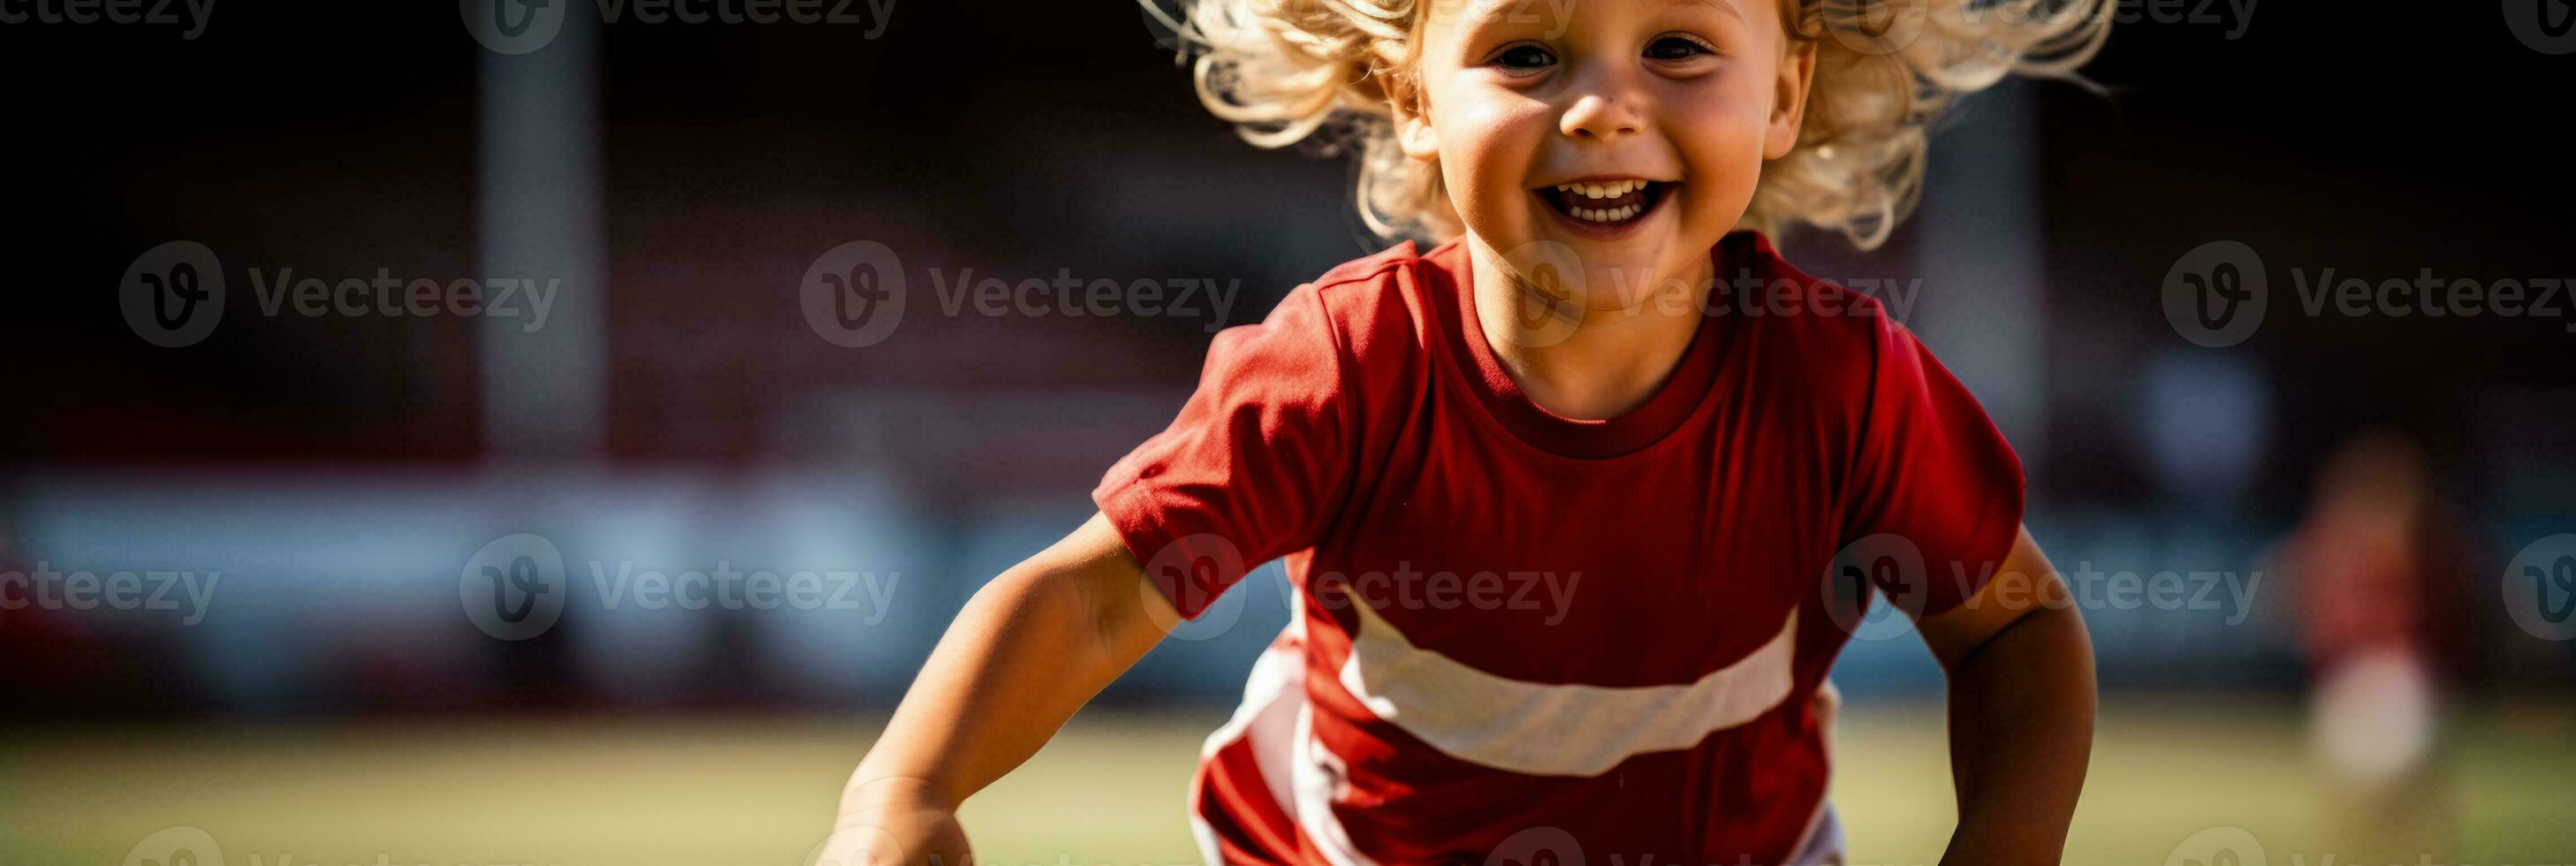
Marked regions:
[836,0,2108,862]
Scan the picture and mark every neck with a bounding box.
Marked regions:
[1466,239,1716,421]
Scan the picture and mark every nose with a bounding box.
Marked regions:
[1560,92,1643,141]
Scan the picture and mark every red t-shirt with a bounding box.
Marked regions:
[1093,232,2024,864]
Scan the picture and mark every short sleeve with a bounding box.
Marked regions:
[1842,318,2026,617]
[1092,285,1353,619]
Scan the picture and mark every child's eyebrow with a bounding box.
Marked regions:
[1454,0,1533,27]
[1676,0,1750,26]
[1450,0,1749,33]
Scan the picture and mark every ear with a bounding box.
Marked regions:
[1391,90,1440,162]
[1764,37,1819,160]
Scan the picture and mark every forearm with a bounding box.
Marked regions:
[841,514,1169,817]
[1937,602,2096,865]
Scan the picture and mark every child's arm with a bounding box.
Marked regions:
[832,513,1174,864]
[1912,525,2097,866]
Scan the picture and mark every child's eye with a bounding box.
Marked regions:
[1493,43,1556,71]
[1644,34,1715,61]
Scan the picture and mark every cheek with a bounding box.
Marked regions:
[1436,95,1551,213]
[1667,86,1776,218]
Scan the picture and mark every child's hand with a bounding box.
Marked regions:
[827,777,973,866]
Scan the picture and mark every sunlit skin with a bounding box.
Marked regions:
[1394,0,1813,421]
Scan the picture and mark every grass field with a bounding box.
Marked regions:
[5,697,2572,865]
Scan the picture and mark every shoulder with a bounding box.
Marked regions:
[1296,239,1433,345]
[1720,232,1906,406]
[1195,240,1439,407]
[1241,239,1444,378]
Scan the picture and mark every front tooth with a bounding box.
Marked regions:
[1612,180,1633,196]
[1580,183,1600,199]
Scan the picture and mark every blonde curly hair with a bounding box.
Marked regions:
[1142,0,2111,249]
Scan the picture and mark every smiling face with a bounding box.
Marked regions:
[1397,0,1814,313]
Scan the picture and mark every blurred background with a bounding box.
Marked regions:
[4,1,2573,863]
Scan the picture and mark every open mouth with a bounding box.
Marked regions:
[1535,179,1676,229]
